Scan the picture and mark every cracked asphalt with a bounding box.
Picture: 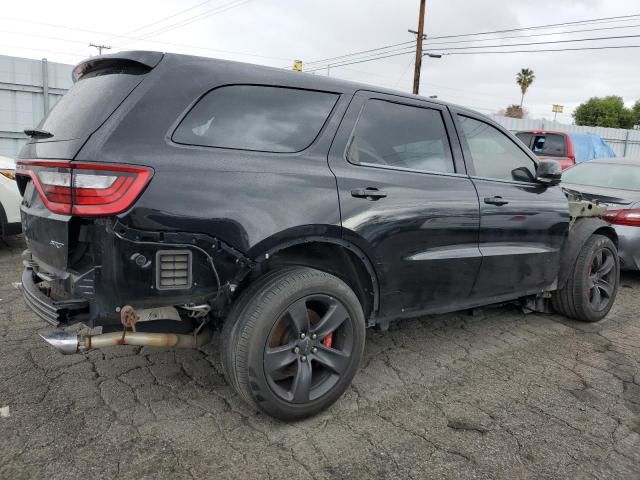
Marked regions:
[1,235,640,480]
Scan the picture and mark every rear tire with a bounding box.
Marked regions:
[552,234,619,322]
[220,267,366,420]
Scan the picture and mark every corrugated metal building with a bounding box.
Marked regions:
[0,55,73,158]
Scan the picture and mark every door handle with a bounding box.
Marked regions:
[484,196,509,206]
[351,188,387,200]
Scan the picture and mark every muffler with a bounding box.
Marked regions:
[39,327,212,355]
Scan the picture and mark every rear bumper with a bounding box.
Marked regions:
[19,220,250,327]
[18,267,89,327]
[615,225,640,271]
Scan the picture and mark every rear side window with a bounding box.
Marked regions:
[347,99,455,174]
[173,86,339,153]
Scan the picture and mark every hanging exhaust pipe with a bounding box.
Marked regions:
[39,327,212,355]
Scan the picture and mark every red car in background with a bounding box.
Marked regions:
[515,130,576,170]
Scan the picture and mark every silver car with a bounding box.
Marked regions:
[562,157,640,270]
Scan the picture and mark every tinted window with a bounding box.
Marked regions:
[532,134,566,157]
[173,86,338,153]
[347,100,454,174]
[562,162,640,191]
[458,116,536,182]
[38,69,146,141]
[515,132,533,147]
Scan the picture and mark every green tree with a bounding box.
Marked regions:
[516,68,535,108]
[573,96,635,129]
[632,100,640,127]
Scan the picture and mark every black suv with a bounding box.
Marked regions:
[16,51,619,420]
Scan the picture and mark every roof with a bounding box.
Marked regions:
[84,50,472,113]
[515,130,568,136]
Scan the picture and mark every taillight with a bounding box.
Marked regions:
[602,209,640,227]
[16,160,153,216]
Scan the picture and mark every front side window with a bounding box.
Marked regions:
[347,99,455,174]
[458,116,536,182]
[173,86,339,153]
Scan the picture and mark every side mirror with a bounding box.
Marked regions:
[536,159,562,186]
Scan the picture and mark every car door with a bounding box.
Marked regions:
[328,91,481,319]
[452,111,570,301]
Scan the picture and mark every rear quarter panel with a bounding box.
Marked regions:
[76,56,354,254]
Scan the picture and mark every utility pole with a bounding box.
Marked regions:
[412,0,426,95]
[89,43,112,55]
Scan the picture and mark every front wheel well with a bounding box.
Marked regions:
[594,226,618,246]
[243,241,378,322]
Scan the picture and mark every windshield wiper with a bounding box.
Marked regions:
[24,128,53,139]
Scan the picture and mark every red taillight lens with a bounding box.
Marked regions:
[16,160,153,216]
[602,208,640,227]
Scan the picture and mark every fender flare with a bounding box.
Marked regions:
[557,218,617,288]
[0,200,7,235]
[253,235,381,317]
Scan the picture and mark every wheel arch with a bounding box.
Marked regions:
[0,200,8,236]
[245,235,380,324]
[558,218,618,288]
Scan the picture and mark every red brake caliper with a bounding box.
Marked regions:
[321,332,334,348]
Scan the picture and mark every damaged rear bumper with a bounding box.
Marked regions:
[18,267,89,327]
[19,220,254,328]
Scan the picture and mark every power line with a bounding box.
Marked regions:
[106,0,212,40]
[422,22,640,47]
[305,33,640,72]
[89,43,111,55]
[0,17,290,62]
[428,33,640,52]
[303,12,640,67]
[116,0,252,48]
[446,44,640,55]
[305,42,640,72]
[424,13,640,40]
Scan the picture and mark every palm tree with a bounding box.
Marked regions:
[516,68,535,108]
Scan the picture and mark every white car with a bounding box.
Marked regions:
[0,155,22,237]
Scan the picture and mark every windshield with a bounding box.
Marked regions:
[562,162,640,191]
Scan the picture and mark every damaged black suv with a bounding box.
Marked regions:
[17,51,619,420]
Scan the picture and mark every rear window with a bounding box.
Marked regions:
[531,134,566,157]
[562,162,640,191]
[172,85,339,153]
[37,64,148,142]
[515,132,533,146]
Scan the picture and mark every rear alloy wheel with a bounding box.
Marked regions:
[552,234,619,322]
[221,267,365,420]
